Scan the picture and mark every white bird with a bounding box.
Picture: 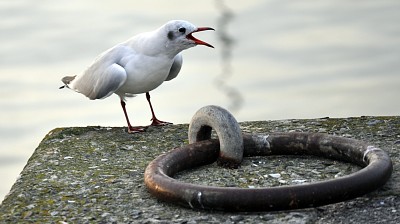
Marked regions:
[60,20,214,133]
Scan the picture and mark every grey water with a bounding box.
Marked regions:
[1,0,399,202]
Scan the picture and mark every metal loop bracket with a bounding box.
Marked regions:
[144,106,393,211]
[188,105,243,168]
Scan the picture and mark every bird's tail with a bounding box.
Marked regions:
[59,75,76,89]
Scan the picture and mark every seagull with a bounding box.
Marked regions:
[60,20,214,133]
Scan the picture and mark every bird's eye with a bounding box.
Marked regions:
[178,27,186,33]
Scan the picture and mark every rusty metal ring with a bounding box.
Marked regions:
[144,133,392,211]
[144,105,392,211]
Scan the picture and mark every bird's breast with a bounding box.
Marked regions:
[116,55,173,95]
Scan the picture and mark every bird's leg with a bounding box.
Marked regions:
[120,100,146,133]
[146,92,172,126]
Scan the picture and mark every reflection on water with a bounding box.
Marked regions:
[215,0,243,112]
[1,0,399,202]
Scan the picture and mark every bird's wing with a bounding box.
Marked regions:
[165,53,183,81]
[68,46,130,100]
[70,63,127,100]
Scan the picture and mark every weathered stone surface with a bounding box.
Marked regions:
[0,116,399,223]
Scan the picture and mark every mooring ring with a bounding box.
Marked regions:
[144,105,392,211]
[144,133,392,211]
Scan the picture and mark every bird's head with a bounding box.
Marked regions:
[162,20,214,52]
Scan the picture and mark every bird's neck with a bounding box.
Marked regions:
[128,30,183,59]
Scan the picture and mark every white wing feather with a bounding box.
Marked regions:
[68,46,132,100]
[165,53,182,81]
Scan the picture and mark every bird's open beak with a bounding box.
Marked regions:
[186,27,215,48]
